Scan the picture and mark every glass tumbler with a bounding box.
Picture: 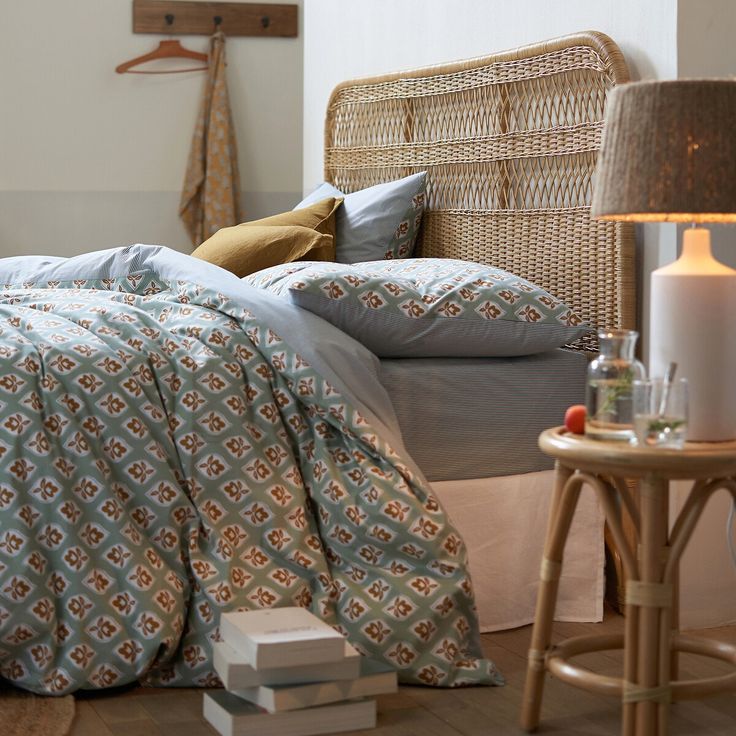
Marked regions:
[632,377,688,449]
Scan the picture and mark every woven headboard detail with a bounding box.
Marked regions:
[324,32,635,351]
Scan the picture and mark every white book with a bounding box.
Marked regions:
[213,640,362,689]
[203,691,376,736]
[220,608,346,670]
[230,657,397,713]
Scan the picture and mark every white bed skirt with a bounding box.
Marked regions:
[431,470,605,633]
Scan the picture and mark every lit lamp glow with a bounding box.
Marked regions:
[592,80,736,441]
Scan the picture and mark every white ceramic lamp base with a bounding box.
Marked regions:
[650,228,736,441]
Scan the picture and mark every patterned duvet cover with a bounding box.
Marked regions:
[0,246,502,694]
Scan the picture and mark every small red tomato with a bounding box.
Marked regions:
[564,404,586,434]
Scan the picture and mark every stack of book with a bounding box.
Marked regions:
[204,607,397,736]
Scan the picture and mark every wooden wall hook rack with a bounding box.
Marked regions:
[132,0,298,38]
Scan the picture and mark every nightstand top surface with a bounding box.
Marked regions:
[540,426,736,479]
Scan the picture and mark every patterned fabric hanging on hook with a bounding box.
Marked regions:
[179,30,242,246]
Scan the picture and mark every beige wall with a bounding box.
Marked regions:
[0,0,303,257]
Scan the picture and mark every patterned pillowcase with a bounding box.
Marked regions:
[294,173,426,263]
[244,259,590,358]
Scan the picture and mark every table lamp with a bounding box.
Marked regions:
[592,79,736,441]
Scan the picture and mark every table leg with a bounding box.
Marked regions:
[521,463,579,732]
[622,598,639,736]
[635,473,669,736]
[670,565,679,682]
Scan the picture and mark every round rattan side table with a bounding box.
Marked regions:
[520,427,736,736]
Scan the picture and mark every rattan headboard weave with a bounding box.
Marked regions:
[324,31,635,351]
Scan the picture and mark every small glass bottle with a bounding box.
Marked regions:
[585,329,646,441]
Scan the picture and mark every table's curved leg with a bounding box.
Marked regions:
[661,478,736,706]
[665,478,736,577]
[521,463,581,732]
[610,475,641,537]
[588,476,640,736]
[663,478,708,686]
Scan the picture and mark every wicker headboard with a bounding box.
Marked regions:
[324,31,635,351]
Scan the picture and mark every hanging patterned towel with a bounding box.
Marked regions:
[179,31,241,246]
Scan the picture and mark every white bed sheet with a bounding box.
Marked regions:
[432,470,605,633]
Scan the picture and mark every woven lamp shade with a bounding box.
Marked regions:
[592,79,736,222]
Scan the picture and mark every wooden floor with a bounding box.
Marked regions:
[71,611,736,736]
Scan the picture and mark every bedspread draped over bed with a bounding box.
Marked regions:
[0,246,501,694]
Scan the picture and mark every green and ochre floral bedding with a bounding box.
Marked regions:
[0,247,502,694]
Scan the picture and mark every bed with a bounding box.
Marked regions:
[321,30,635,631]
[0,31,634,695]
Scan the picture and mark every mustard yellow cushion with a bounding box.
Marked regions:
[191,225,334,277]
[243,197,342,243]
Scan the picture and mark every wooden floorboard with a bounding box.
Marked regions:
[64,612,736,736]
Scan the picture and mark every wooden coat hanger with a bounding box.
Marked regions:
[115,13,211,74]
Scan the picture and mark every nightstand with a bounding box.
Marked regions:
[521,427,736,736]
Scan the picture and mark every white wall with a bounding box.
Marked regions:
[303,0,678,193]
[0,0,303,257]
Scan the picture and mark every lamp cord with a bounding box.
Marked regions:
[729,497,736,571]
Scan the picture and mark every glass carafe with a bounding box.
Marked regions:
[585,329,646,441]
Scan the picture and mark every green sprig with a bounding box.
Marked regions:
[646,418,685,434]
[594,368,633,420]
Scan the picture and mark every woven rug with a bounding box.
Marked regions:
[0,689,75,736]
